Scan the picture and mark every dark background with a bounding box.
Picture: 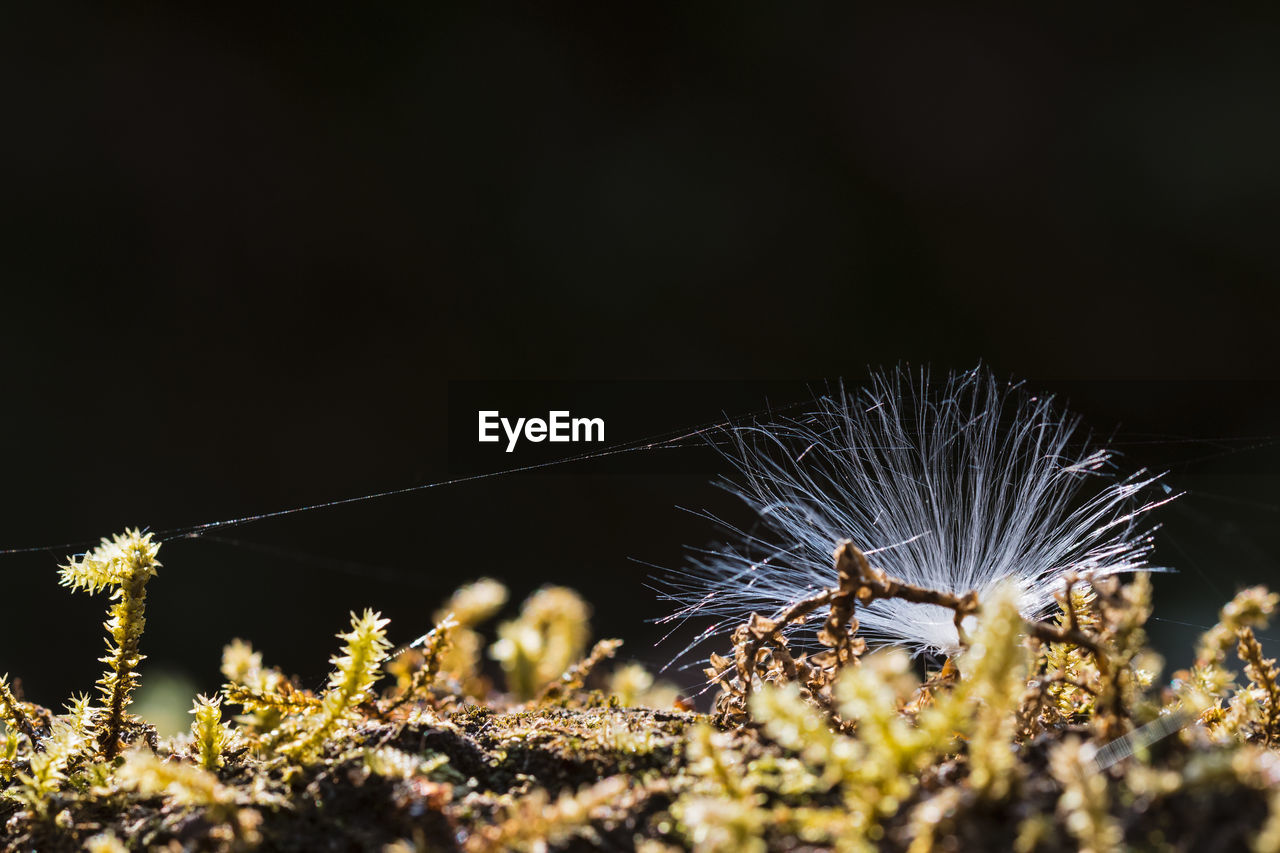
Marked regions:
[1,6,1278,712]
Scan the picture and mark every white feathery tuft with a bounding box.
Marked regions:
[659,366,1175,658]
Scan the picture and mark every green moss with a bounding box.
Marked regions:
[3,529,1280,851]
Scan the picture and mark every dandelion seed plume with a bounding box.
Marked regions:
[660,366,1172,657]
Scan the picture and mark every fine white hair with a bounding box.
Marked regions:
[660,366,1172,657]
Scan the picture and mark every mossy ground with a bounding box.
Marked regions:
[3,702,1273,852]
[0,705,691,852]
[5,533,1280,852]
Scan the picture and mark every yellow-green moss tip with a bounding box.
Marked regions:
[278,609,392,761]
[491,586,590,700]
[59,528,162,760]
[58,528,160,595]
[190,694,234,770]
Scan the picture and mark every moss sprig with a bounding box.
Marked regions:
[9,718,86,817]
[1049,737,1122,853]
[464,776,634,853]
[1237,627,1280,744]
[0,673,39,744]
[385,614,458,716]
[59,528,161,759]
[434,578,507,696]
[190,695,235,770]
[538,637,623,702]
[220,639,320,738]
[277,609,392,762]
[116,749,234,809]
[492,586,590,700]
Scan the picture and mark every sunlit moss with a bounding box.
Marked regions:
[436,578,508,694]
[8,526,1280,851]
[190,694,235,770]
[609,662,681,709]
[464,776,633,853]
[491,586,591,700]
[59,528,161,758]
[1050,737,1122,853]
[276,609,392,762]
[10,718,85,816]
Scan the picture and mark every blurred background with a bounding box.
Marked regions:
[1,5,1278,721]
